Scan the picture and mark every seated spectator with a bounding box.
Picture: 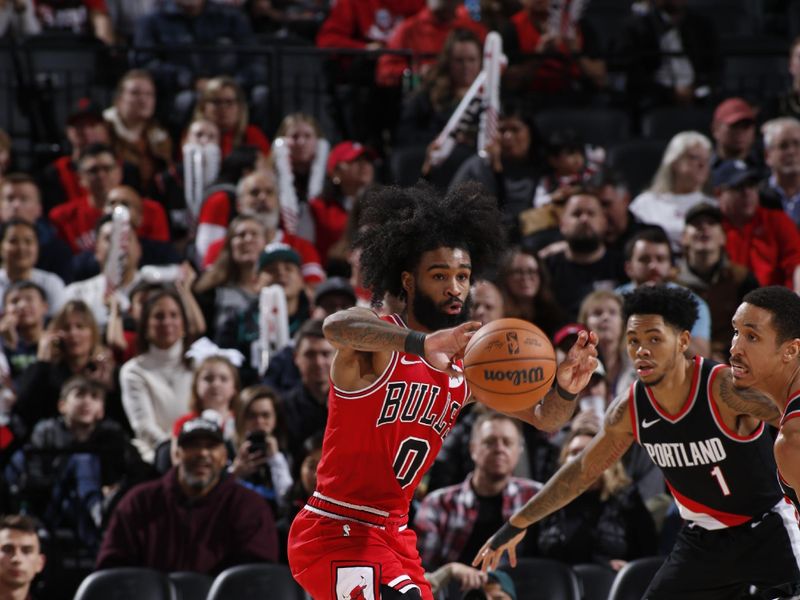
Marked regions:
[270,113,330,243]
[230,385,293,514]
[0,282,49,389]
[502,0,606,97]
[104,69,172,189]
[760,117,800,228]
[63,215,177,327]
[629,131,715,252]
[5,376,147,551]
[193,76,270,159]
[48,145,169,254]
[316,0,423,51]
[33,0,114,43]
[0,515,45,600]
[215,244,312,383]
[676,203,759,362]
[14,300,117,440]
[536,426,657,569]
[469,278,504,325]
[133,0,263,95]
[589,169,652,257]
[38,100,139,212]
[0,219,65,315]
[196,169,323,282]
[449,103,540,237]
[120,289,193,462]
[619,0,720,109]
[414,412,541,571]
[532,129,599,209]
[376,0,486,88]
[172,354,241,446]
[104,0,157,42]
[495,247,565,338]
[710,98,760,170]
[309,141,376,263]
[715,160,800,292]
[96,416,278,572]
[576,291,634,401]
[0,0,41,38]
[615,228,712,358]
[280,319,332,465]
[542,192,627,321]
[279,431,322,527]
[396,28,483,147]
[1,173,73,282]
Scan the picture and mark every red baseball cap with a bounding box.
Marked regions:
[713,98,757,125]
[326,141,374,176]
[553,323,588,349]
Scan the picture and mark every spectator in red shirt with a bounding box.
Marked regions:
[375,0,487,88]
[34,0,114,44]
[309,141,376,264]
[48,144,170,254]
[317,0,424,50]
[503,0,606,95]
[715,160,800,292]
[193,76,270,159]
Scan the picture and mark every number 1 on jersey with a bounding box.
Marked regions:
[710,465,731,496]
[393,437,431,488]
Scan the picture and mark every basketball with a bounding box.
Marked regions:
[463,318,557,412]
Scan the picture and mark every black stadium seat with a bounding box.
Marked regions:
[168,571,213,600]
[573,563,617,600]
[73,568,175,600]
[606,139,667,196]
[534,108,631,148]
[640,106,713,141]
[507,558,582,600]
[206,564,305,600]
[607,556,664,600]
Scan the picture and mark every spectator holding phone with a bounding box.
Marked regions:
[230,385,293,513]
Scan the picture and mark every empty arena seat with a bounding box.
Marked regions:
[534,108,631,148]
[607,556,664,600]
[73,568,175,600]
[507,558,582,600]
[206,564,305,600]
[168,571,213,600]
[606,138,667,196]
[573,563,617,600]
[640,106,713,140]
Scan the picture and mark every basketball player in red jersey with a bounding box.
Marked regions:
[287,183,600,600]
[730,286,800,516]
[475,285,800,599]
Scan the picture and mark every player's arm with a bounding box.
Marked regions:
[504,330,599,432]
[472,392,634,572]
[775,418,800,491]
[715,368,781,428]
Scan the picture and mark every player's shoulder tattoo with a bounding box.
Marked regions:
[605,390,630,428]
[716,367,780,422]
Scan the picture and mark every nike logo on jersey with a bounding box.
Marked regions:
[400,356,423,365]
[642,418,661,429]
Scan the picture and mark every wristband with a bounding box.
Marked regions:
[555,381,577,401]
[404,331,427,357]
[489,521,526,549]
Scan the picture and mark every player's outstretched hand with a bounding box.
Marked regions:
[472,527,526,573]
[555,330,599,396]
[424,321,481,374]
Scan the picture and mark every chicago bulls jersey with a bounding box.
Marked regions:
[779,393,800,514]
[311,314,471,524]
[629,356,781,530]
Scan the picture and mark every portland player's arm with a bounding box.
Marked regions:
[502,330,600,432]
[775,418,800,494]
[472,391,633,572]
[715,367,781,428]
[323,307,480,391]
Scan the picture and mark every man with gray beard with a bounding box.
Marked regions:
[542,193,627,320]
[96,417,278,573]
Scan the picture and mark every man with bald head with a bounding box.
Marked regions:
[543,193,627,320]
[199,170,325,284]
[0,174,72,281]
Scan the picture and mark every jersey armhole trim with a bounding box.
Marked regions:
[333,352,399,399]
[628,383,639,443]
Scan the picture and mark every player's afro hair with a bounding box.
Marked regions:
[355,182,505,304]
[622,284,698,333]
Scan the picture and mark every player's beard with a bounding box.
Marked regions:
[410,289,471,331]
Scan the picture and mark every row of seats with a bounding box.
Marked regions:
[73,564,305,600]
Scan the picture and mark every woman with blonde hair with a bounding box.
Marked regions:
[194,76,271,158]
[629,131,714,251]
[270,112,329,242]
[536,426,657,570]
[578,290,634,399]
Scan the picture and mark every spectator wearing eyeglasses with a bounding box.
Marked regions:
[760,117,800,228]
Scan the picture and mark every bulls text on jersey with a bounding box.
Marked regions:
[376,381,461,439]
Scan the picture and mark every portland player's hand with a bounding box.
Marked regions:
[424,321,481,375]
[555,330,599,396]
[472,528,526,573]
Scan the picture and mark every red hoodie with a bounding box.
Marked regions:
[317,0,424,48]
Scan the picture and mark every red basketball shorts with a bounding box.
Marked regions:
[288,508,433,600]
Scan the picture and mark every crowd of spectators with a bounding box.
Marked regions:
[1,0,800,598]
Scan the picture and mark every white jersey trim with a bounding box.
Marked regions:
[312,491,390,517]
[332,351,399,399]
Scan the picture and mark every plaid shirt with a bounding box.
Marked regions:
[413,473,541,570]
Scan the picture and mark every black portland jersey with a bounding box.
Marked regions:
[629,356,781,530]
[779,393,800,515]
